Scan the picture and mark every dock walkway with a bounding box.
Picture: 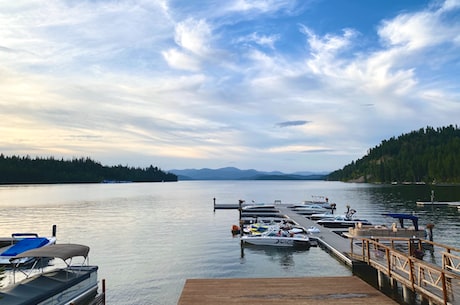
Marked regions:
[276,206,353,266]
[178,276,399,305]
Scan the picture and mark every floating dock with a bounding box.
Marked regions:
[277,205,353,266]
[416,201,460,208]
[178,276,399,305]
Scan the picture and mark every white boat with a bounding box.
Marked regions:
[0,244,100,305]
[242,203,276,210]
[317,215,372,228]
[292,196,335,209]
[243,222,304,235]
[0,233,56,266]
[292,204,330,215]
[309,211,336,220]
[241,227,311,248]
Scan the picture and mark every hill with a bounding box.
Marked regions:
[0,155,177,184]
[168,167,328,180]
[327,125,460,184]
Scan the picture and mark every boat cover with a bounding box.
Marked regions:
[11,244,90,261]
[382,213,419,231]
[0,237,49,257]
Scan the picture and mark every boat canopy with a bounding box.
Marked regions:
[10,244,90,262]
[382,213,419,231]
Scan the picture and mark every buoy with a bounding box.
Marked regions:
[231,225,241,235]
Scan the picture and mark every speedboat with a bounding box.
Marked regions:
[309,211,336,220]
[0,244,101,305]
[292,204,329,215]
[241,227,311,248]
[242,220,303,235]
[291,196,335,209]
[317,215,372,228]
[0,233,56,266]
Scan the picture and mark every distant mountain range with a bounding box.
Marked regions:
[168,167,329,180]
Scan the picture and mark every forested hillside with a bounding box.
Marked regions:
[0,155,177,184]
[328,125,460,183]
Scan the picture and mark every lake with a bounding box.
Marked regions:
[1,180,459,305]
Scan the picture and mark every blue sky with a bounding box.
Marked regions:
[1,0,459,173]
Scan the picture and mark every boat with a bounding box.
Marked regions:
[242,220,303,235]
[291,196,336,209]
[0,243,100,305]
[317,214,372,229]
[309,211,336,220]
[241,204,279,213]
[292,204,330,215]
[0,233,57,266]
[344,213,428,239]
[241,227,311,248]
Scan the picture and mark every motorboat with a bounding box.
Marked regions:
[317,214,372,229]
[291,196,335,209]
[344,213,428,239]
[241,227,311,248]
[292,204,330,215]
[242,220,303,235]
[0,243,101,305]
[0,233,57,266]
[241,204,279,213]
[309,211,336,220]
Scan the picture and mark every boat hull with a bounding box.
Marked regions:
[241,235,310,248]
[0,266,99,305]
[317,220,372,229]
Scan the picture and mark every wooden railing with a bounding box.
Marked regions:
[348,237,460,305]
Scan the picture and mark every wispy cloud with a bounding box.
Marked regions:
[276,120,310,128]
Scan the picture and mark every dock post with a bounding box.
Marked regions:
[377,270,384,289]
[402,285,415,304]
[102,278,106,304]
[52,224,57,237]
[426,223,434,242]
[238,200,242,221]
[213,197,216,212]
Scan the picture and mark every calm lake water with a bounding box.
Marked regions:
[1,181,460,305]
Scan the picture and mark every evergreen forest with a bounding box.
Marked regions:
[327,125,460,184]
[0,155,177,184]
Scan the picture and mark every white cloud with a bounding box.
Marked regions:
[174,18,212,56]
[162,48,201,71]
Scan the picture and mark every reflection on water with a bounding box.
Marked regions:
[240,244,310,269]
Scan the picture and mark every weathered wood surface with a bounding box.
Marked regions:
[177,276,399,305]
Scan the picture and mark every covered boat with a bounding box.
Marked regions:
[0,243,100,305]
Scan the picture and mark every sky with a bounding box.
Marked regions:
[1,0,460,173]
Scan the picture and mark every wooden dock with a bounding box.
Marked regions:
[207,201,460,304]
[178,276,399,305]
[276,206,353,266]
[416,201,460,208]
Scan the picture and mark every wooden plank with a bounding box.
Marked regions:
[177,276,399,305]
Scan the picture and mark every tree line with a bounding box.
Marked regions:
[327,125,460,183]
[0,155,177,184]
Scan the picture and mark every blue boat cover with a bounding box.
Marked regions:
[382,213,419,230]
[0,237,49,257]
